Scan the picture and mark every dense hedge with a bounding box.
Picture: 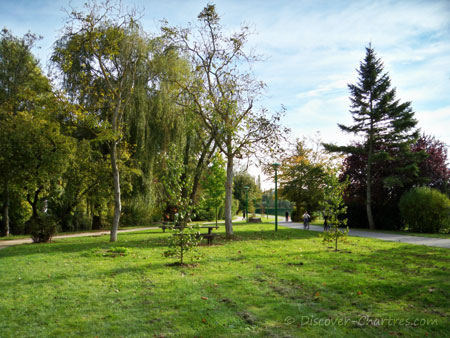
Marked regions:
[399,187,450,233]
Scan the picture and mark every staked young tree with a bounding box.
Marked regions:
[324,45,420,230]
[163,4,286,237]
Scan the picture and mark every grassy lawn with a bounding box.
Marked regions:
[0,223,448,337]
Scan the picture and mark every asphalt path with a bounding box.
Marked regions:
[279,221,450,249]
[0,227,157,250]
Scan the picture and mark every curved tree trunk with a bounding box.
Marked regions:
[224,154,234,238]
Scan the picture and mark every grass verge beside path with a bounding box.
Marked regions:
[0,223,448,337]
[0,225,155,241]
[348,228,450,239]
[310,220,450,239]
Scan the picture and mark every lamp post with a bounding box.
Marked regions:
[244,186,249,222]
[272,163,280,231]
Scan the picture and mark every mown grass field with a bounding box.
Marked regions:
[0,223,449,337]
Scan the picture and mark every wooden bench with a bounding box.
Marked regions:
[198,224,220,245]
[158,223,177,232]
[161,223,219,245]
[249,217,262,223]
[198,233,218,245]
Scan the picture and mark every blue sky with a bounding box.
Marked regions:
[1,0,449,185]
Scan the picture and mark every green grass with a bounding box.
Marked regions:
[0,223,449,337]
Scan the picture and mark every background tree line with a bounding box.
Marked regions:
[279,46,450,232]
[0,2,284,241]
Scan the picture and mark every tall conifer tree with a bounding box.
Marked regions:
[324,45,419,230]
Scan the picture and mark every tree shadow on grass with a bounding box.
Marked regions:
[300,243,450,310]
[0,226,319,259]
[217,227,320,242]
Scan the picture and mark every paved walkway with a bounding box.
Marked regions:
[280,221,450,249]
[0,227,157,250]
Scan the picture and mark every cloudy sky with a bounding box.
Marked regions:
[1,0,449,185]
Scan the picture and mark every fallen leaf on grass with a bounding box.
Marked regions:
[315,292,320,297]
[357,291,363,296]
[201,318,207,324]
[201,296,208,300]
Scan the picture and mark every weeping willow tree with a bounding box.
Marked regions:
[140,44,218,223]
[122,49,179,224]
[123,37,218,226]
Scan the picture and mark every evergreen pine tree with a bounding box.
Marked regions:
[324,45,420,230]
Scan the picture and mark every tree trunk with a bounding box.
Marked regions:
[366,140,375,230]
[110,140,121,242]
[181,133,191,201]
[189,137,215,205]
[335,231,338,251]
[224,154,234,238]
[2,181,10,237]
[27,188,41,221]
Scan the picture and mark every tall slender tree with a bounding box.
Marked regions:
[324,45,419,230]
[52,1,150,241]
[163,4,285,237]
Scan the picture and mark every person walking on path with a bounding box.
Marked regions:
[303,211,311,230]
[285,211,289,222]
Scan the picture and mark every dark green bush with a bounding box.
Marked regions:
[399,187,450,233]
[291,209,299,222]
[30,215,57,243]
